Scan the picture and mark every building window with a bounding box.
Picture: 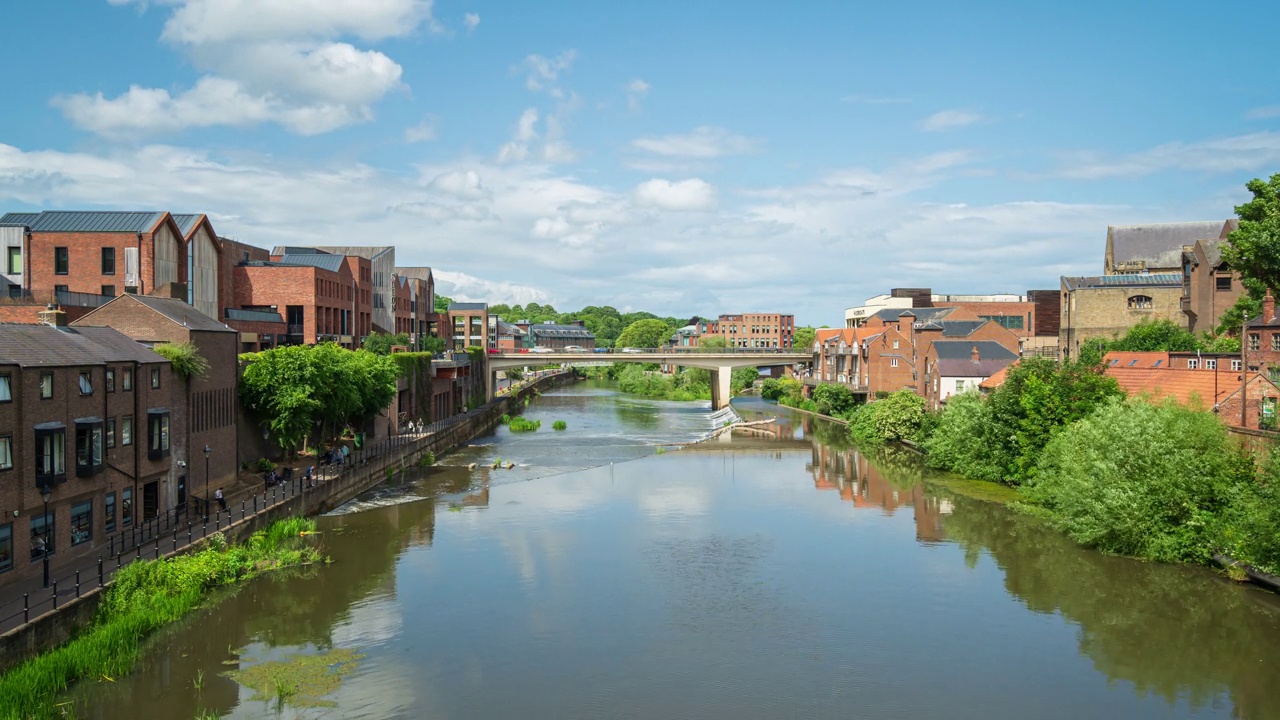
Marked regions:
[30,513,53,559]
[148,409,170,460]
[104,493,116,534]
[121,415,132,446]
[121,488,133,528]
[1233,359,1244,372]
[70,501,92,546]
[1250,333,1261,351]
[1128,295,1153,310]
[892,340,899,349]
[54,284,68,297]
[122,368,132,391]
[106,418,116,448]
[78,372,92,395]
[0,524,10,573]
[1272,334,1280,352]
[105,369,114,393]
[1216,275,1232,292]
[980,315,1025,331]
[5,246,19,275]
[35,425,66,484]
[101,247,115,275]
[54,247,68,275]
[101,285,115,297]
[40,372,53,399]
[75,420,104,477]
[1205,359,1217,370]
[0,434,11,471]
[890,358,899,367]
[151,368,161,389]
[0,374,9,403]
[1188,359,1199,369]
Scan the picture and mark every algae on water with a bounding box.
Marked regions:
[224,647,364,709]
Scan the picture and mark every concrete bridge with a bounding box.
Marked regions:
[487,348,812,409]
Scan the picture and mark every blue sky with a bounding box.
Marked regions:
[1,0,1278,323]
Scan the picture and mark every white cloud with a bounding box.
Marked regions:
[463,12,480,32]
[917,109,985,131]
[67,0,434,138]
[405,115,439,143]
[1055,131,1280,179]
[427,169,488,199]
[630,126,762,159]
[1245,105,1280,120]
[433,270,551,305]
[634,178,717,211]
[626,79,650,111]
[498,108,540,163]
[517,50,577,93]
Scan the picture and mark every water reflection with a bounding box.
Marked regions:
[807,442,946,542]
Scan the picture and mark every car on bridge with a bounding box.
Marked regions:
[620,347,644,353]
[529,347,554,353]
[563,345,586,352]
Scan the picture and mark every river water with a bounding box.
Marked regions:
[67,380,1280,719]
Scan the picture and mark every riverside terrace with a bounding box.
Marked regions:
[486,347,812,409]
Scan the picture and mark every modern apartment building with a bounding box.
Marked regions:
[709,313,795,349]
[448,303,489,350]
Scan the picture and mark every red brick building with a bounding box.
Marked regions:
[233,254,355,348]
[1107,366,1279,430]
[922,340,1019,410]
[709,312,795,349]
[0,317,175,586]
[394,267,437,349]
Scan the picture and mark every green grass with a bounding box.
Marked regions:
[0,518,322,720]
[925,477,1024,505]
[552,420,567,431]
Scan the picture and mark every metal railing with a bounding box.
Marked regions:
[54,289,113,308]
[494,346,811,356]
[0,372,568,636]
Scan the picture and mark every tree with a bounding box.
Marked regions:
[1221,173,1280,292]
[811,382,857,417]
[1104,319,1201,352]
[434,294,453,311]
[793,326,817,352]
[363,332,411,355]
[698,335,727,349]
[422,335,447,355]
[616,318,674,349]
[848,390,925,445]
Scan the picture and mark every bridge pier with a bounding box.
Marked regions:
[710,366,733,411]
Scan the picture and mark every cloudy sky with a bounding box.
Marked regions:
[2,1,1278,324]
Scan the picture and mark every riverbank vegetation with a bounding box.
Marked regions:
[586,364,757,402]
[0,518,322,720]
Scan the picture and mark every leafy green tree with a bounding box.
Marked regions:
[1221,173,1280,292]
[793,326,816,352]
[1215,278,1265,337]
[1104,319,1201,352]
[363,332,411,355]
[848,390,925,445]
[811,382,857,417]
[730,367,758,393]
[760,378,784,400]
[434,294,453,311]
[240,345,322,453]
[616,318,674,349]
[922,392,1005,482]
[422,335,447,355]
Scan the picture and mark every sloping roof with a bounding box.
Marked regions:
[496,320,525,336]
[395,267,433,282]
[3,211,166,233]
[870,306,955,323]
[1103,351,1169,369]
[937,356,1018,378]
[0,212,40,227]
[271,246,329,256]
[1107,366,1273,408]
[1108,222,1225,271]
[931,340,1018,361]
[125,295,233,332]
[531,323,594,339]
[276,253,346,273]
[310,246,394,260]
[936,320,988,337]
[979,361,1017,390]
[1062,274,1183,290]
[819,327,882,347]
[0,324,165,367]
[449,302,487,311]
[171,213,203,237]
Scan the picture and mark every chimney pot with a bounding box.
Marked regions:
[971,345,980,361]
[1264,290,1276,325]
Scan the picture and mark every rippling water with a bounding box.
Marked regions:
[67,381,1280,719]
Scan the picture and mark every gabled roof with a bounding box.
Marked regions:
[931,340,1017,361]
[496,320,525,336]
[73,293,234,333]
[171,213,203,237]
[979,361,1017,390]
[1062,274,1182,290]
[276,253,347,273]
[1107,221,1226,271]
[1103,351,1169,369]
[869,306,954,323]
[395,266,433,282]
[0,324,166,367]
[917,319,988,337]
[1107,366,1275,408]
[1,211,167,233]
[819,327,882,348]
[0,212,40,227]
[310,246,394,260]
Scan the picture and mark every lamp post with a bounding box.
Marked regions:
[202,445,212,522]
[39,484,51,588]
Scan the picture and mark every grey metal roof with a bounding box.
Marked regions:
[276,253,347,273]
[0,212,40,227]
[1062,273,1182,290]
[0,324,166,367]
[496,320,525,336]
[310,246,394,260]
[126,295,233,332]
[171,213,204,237]
[1108,221,1225,271]
[870,306,955,323]
[531,323,594,339]
[6,211,167,233]
[225,308,284,324]
[931,340,1018,362]
[449,302,487,311]
[395,266,433,282]
[917,319,988,336]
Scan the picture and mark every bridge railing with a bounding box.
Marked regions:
[492,347,812,356]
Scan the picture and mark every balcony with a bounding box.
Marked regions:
[287,324,305,336]
[55,289,113,308]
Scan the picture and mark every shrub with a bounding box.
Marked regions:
[152,342,210,379]
[1026,398,1253,563]
[811,382,858,417]
[848,390,925,446]
[922,392,1006,482]
[1215,451,1280,574]
[552,420,568,430]
[255,458,276,473]
[507,417,541,432]
[760,378,783,400]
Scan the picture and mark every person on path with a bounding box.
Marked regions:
[215,487,227,511]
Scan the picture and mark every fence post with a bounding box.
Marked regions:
[172,533,177,553]
[75,571,80,598]
[23,594,28,623]
[52,581,58,610]
[154,538,160,559]
[98,556,104,587]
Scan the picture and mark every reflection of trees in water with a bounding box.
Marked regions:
[614,402,660,429]
[941,498,1280,718]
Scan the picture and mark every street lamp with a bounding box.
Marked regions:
[202,445,212,521]
[39,484,51,588]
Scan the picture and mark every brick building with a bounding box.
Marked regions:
[0,317,175,586]
[710,313,795,349]
[448,303,489,350]
[1059,274,1185,361]
[72,294,240,504]
[494,319,527,351]
[304,246,395,335]
[171,214,223,322]
[1107,366,1278,430]
[1181,222,1244,335]
[394,267,437,348]
[1105,221,1228,275]
[922,340,1019,410]
[232,256,354,348]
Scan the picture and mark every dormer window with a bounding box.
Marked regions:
[1128,295,1153,310]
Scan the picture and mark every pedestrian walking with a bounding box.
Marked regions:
[215,487,227,511]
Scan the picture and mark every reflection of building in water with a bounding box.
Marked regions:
[808,444,945,542]
[462,477,491,508]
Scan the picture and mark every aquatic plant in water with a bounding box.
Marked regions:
[552,420,568,430]
[224,648,364,710]
[507,417,541,432]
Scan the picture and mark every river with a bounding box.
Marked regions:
[66,380,1280,719]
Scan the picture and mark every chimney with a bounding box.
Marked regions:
[971,345,980,362]
[38,304,67,327]
[1265,290,1276,325]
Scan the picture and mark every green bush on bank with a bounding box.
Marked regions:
[0,518,321,720]
[847,390,926,446]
